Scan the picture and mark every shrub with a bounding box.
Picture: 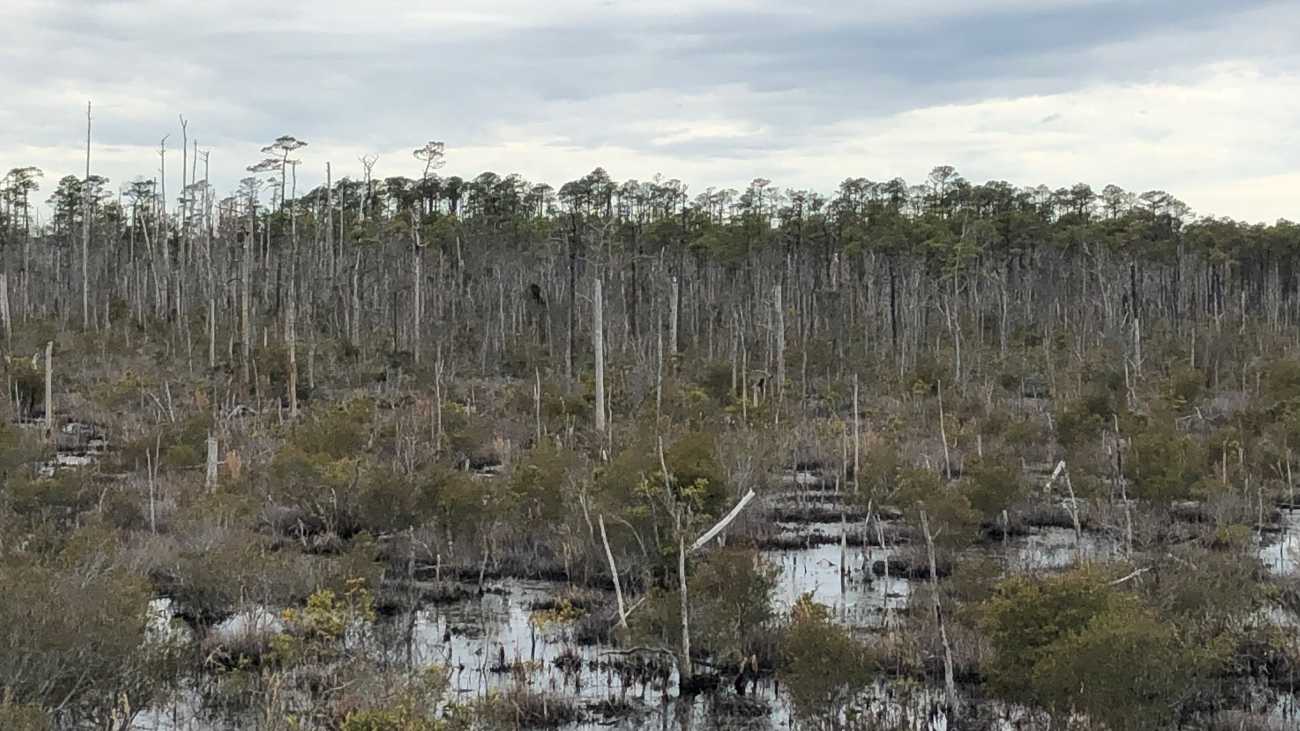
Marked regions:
[663,431,728,517]
[0,558,177,723]
[962,455,1026,521]
[631,549,778,666]
[893,467,979,549]
[1054,397,1106,448]
[982,566,1128,701]
[508,442,580,525]
[292,399,371,459]
[274,578,377,666]
[778,594,876,726]
[1032,603,1214,731]
[1125,420,1205,503]
[982,565,1219,729]
[1263,359,1300,407]
[1166,365,1205,410]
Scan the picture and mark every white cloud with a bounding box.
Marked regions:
[1,1,1296,223]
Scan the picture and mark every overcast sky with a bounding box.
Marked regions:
[2,0,1297,222]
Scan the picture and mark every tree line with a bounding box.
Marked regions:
[2,139,1298,406]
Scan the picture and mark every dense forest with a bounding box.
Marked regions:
[3,132,1300,730]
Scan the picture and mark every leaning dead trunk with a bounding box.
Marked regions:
[920,509,958,720]
[598,515,627,628]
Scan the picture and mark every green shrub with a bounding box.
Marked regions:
[163,443,201,469]
[1125,420,1204,503]
[1054,397,1106,448]
[292,399,371,459]
[1166,365,1205,410]
[893,467,979,548]
[982,565,1219,730]
[508,442,579,525]
[1264,359,1300,406]
[1033,603,1215,731]
[982,566,1127,701]
[962,455,1025,520]
[0,558,174,722]
[663,432,727,517]
[778,594,876,726]
[632,549,777,665]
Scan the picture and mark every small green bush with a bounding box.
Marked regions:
[779,594,877,726]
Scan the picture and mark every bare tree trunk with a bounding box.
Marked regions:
[21,190,30,321]
[1064,470,1083,556]
[81,101,92,330]
[853,374,860,486]
[678,527,692,686]
[287,277,297,418]
[203,152,215,371]
[876,517,892,626]
[433,350,444,454]
[598,515,627,628]
[534,368,542,445]
[177,118,190,337]
[325,161,334,337]
[350,249,361,348]
[655,312,663,422]
[774,283,785,423]
[0,273,10,344]
[287,165,299,420]
[938,380,952,480]
[594,276,606,436]
[205,434,219,491]
[566,216,577,380]
[920,509,958,720]
[241,204,253,385]
[669,275,679,356]
[159,136,170,320]
[411,210,423,364]
[146,437,158,534]
[43,341,53,443]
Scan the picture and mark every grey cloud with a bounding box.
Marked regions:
[1,0,1297,220]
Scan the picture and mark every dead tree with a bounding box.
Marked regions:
[594,276,606,436]
[81,101,92,330]
[43,341,53,442]
[921,509,959,720]
[412,141,446,364]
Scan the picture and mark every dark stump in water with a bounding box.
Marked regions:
[679,673,722,696]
